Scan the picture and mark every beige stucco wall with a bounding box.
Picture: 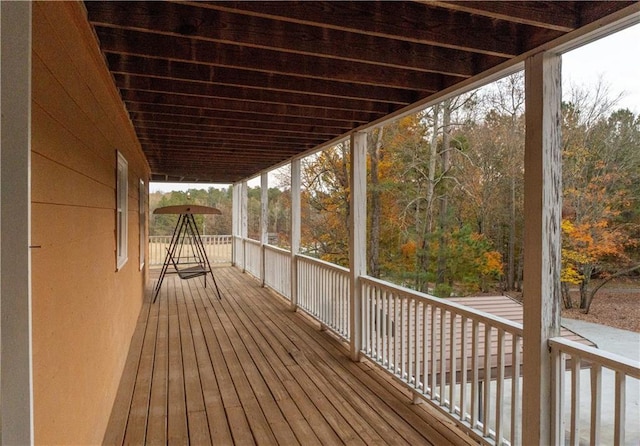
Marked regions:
[30,2,150,444]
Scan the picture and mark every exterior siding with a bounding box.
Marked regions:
[31,2,150,444]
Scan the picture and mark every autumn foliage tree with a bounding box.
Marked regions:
[560,84,640,312]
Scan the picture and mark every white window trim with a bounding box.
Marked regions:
[116,151,128,270]
[139,178,146,271]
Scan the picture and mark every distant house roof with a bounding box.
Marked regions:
[451,295,596,347]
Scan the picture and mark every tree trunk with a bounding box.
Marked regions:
[561,282,573,309]
[579,264,593,309]
[368,128,383,278]
[507,174,516,290]
[416,104,440,293]
[436,100,452,287]
[584,263,640,314]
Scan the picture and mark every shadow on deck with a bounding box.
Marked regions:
[104,266,478,445]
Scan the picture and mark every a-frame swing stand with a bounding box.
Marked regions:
[152,205,223,303]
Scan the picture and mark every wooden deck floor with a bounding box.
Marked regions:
[104,267,478,445]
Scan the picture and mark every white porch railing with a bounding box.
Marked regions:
[233,235,244,268]
[550,337,640,446]
[149,235,232,266]
[264,244,291,299]
[243,238,262,278]
[361,276,523,445]
[297,255,350,341]
[232,239,640,446]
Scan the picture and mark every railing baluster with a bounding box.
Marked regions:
[440,308,447,404]
[400,297,406,380]
[369,290,380,360]
[460,316,468,422]
[483,324,491,437]
[363,283,370,355]
[423,302,429,396]
[471,319,480,429]
[431,305,438,401]
[614,372,626,446]
[394,293,399,374]
[408,298,414,385]
[590,364,601,446]
[495,328,505,444]
[449,312,457,414]
[570,355,581,446]
[511,334,522,446]
[384,291,397,373]
[415,298,420,390]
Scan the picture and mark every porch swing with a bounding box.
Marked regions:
[152,205,223,303]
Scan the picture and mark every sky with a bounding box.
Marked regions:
[151,23,640,194]
[562,23,640,114]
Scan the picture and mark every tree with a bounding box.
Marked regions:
[560,80,640,311]
[300,143,351,266]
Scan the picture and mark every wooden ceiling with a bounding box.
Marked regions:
[84,1,637,184]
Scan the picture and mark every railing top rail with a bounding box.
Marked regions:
[361,275,523,336]
[549,336,640,378]
[296,253,350,274]
[244,238,261,246]
[264,244,291,255]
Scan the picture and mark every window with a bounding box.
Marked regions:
[116,152,128,270]
[139,179,146,270]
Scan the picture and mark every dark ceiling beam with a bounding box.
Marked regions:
[119,90,380,122]
[131,113,342,137]
[577,1,638,24]
[137,138,315,152]
[133,122,336,143]
[106,53,430,104]
[86,1,506,77]
[123,102,355,130]
[114,73,409,112]
[142,144,300,159]
[196,1,542,57]
[136,130,324,147]
[137,138,317,153]
[424,1,578,32]
[94,26,463,90]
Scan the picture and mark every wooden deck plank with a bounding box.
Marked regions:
[226,269,471,445]
[145,285,169,444]
[218,269,439,446]
[102,301,152,445]
[215,273,370,445]
[195,284,324,446]
[122,300,159,445]
[167,278,188,445]
[177,280,212,445]
[104,267,480,446]
[216,269,427,446]
[204,290,280,445]
[182,280,235,445]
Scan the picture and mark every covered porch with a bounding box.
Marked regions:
[105,268,474,445]
[1,2,639,445]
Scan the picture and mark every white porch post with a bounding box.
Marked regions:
[241,180,248,272]
[522,51,563,445]
[1,1,34,443]
[260,172,268,285]
[231,182,240,266]
[290,159,301,310]
[349,131,367,361]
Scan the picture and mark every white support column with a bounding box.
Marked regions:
[260,172,268,285]
[522,51,563,445]
[349,131,367,361]
[231,183,240,266]
[290,159,301,310]
[1,1,34,444]
[241,180,248,272]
